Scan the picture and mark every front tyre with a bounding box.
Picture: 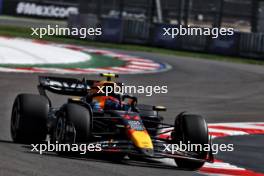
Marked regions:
[172,114,209,170]
[11,94,49,144]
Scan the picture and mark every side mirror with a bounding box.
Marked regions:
[153,106,166,111]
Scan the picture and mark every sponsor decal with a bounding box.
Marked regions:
[16,2,78,18]
[41,79,90,91]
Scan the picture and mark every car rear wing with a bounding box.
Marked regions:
[38,76,90,96]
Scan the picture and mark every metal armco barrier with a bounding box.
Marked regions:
[239,33,264,58]
[151,23,181,49]
[122,19,150,44]
[181,35,207,52]
[208,32,240,56]
[68,16,264,60]
[98,18,123,43]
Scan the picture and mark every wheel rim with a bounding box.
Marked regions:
[55,117,65,143]
[11,104,20,140]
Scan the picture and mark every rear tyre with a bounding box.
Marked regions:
[172,114,209,170]
[64,103,91,143]
[11,94,49,144]
[54,103,91,155]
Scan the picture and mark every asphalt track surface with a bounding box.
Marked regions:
[0,49,264,176]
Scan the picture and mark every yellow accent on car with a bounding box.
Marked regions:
[71,97,81,101]
[100,73,117,77]
[100,73,119,81]
[130,131,153,149]
[153,105,167,111]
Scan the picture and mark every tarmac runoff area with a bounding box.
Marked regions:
[0,36,91,64]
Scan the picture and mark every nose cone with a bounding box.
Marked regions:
[128,130,154,156]
[140,148,154,157]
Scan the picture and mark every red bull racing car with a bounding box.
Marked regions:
[10,73,214,170]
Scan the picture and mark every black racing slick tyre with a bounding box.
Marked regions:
[55,103,92,144]
[11,94,49,144]
[172,114,209,170]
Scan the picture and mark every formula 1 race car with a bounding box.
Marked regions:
[10,73,214,170]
